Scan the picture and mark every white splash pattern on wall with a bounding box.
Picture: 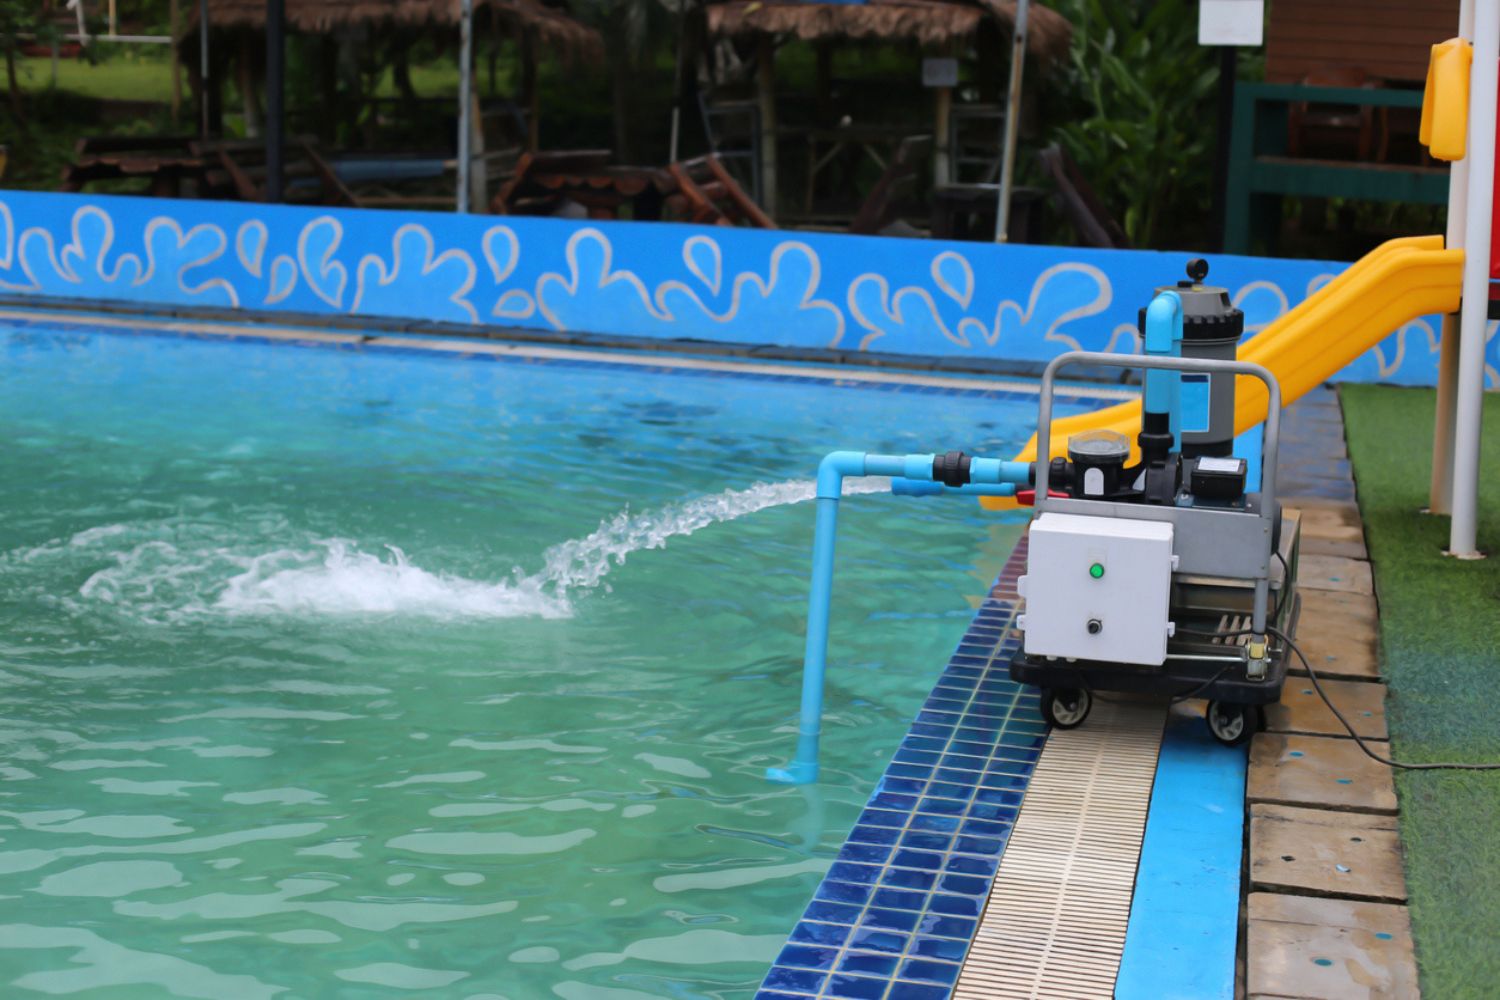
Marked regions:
[0,193,1485,387]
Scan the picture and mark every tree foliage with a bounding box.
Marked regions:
[1045,0,1221,248]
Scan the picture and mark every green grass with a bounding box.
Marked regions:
[1340,383,1500,998]
[15,53,183,102]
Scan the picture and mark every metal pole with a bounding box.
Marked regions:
[265,0,285,203]
[198,0,210,138]
[1449,0,1498,556]
[668,0,688,162]
[1431,0,1477,514]
[994,0,1029,242]
[457,0,474,213]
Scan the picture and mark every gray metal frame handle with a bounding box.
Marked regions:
[1035,351,1283,522]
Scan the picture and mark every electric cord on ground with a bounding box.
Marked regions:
[1265,625,1500,772]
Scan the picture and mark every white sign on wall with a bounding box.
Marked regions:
[922,57,959,88]
[1199,0,1265,46]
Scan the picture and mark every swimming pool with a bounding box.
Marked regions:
[0,319,1090,998]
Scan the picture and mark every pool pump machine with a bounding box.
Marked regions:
[766,260,1299,785]
[1010,260,1300,746]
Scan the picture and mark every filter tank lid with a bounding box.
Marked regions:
[1137,258,1244,343]
[1067,428,1130,464]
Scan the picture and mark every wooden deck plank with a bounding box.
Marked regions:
[1297,554,1375,596]
[1265,677,1387,740]
[1248,733,1397,814]
[1251,803,1407,902]
[1246,892,1419,999]
[1294,589,1382,681]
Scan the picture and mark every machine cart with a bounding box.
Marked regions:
[1008,350,1301,746]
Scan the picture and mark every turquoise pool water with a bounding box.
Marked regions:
[0,322,1066,999]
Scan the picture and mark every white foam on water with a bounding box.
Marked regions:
[57,478,889,622]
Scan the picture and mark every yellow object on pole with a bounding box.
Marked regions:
[981,236,1464,511]
[1421,38,1474,161]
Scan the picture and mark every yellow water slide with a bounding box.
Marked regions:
[982,235,1464,510]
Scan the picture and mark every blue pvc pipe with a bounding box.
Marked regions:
[1143,291,1184,440]
[767,450,1029,784]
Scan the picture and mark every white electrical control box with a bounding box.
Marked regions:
[1018,512,1176,666]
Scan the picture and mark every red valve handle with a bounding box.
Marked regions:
[1014,488,1069,507]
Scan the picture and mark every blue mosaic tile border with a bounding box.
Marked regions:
[0,308,1118,409]
[757,541,1045,1000]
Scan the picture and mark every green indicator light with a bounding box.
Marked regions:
[1089,563,1105,579]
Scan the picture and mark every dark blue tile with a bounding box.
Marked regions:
[916,797,965,816]
[762,967,826,992]
[862,907,920,932]
[816,880,872,905]
[925,781,977,800]
[872,887,927,911]
[898,959,961,985]
[964,801,1016,823]
[838,842,891,865]
[887,763,933,780]
[886,981,949,1000]
[892,849,944,870]
[754,991,808,1000]
[879,777,928,795]
[975,786,1024,805]
[960,818,1010,838]
[920,914,976,939]
[939,874,990,896]
[910,814,960,833]
[791,921,850,947]
[899,831,952,852]
[847,927,908,954]
[847,824,901,846]
[912,935,970,962]
[944,855,997,877]
[908,723,954,739]
[838,951,899,976]
[826,974,889,1000]
[828,862,882,885]
[858,809,908,829]
[927,893,982,917]
[804,901,861,924]
[954,835,1005,855]
[869,792,919,811]
[776,944,837,970]
[880,867,936,890]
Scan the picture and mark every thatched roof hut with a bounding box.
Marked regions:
[707,0,1071,64]
[191,0,601,61]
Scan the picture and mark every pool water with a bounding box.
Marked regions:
[0,323,1068,999]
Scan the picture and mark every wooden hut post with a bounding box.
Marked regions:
[932,41,957,187]
[169,0,181,123]
[457,0,476,212]
[755,34,778,218]
[266,0,286,202]
[521,27,539,151]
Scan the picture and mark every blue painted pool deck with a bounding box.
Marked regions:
[759,533,1247,1000]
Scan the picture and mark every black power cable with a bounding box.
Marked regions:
[1267,625,1500,772]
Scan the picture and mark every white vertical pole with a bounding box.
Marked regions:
[1450,0,1498,556]
[457,0,475,213]
[994,0,1029,242]
[1431,0,1477,514]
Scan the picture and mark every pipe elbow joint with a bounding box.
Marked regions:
[817,451,866,499]
[1143,291,1183,356]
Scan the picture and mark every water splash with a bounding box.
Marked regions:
[53,478,890,621]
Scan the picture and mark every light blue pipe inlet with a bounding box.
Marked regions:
[767,450,1029,784]
[892,480,1017,497]
[1143,291,1184,440]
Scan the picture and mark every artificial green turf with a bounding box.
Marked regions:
[1340,383,1500,998]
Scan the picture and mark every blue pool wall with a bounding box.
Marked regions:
[0,189,1485,387]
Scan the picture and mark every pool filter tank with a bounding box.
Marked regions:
[1138,258,1244,457]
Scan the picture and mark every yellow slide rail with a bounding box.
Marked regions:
[983,236,1463,510]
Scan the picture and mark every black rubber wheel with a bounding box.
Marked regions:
[1206,700,1256,746]
[1040,688,1091,729]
